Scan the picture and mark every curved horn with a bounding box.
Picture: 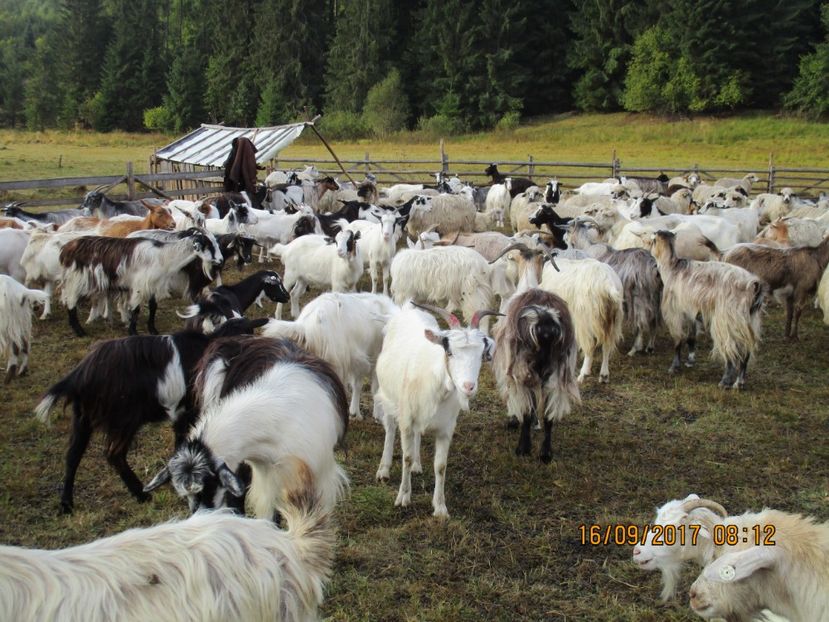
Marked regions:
[680,498,727,518]
[411,302,461,328]
[488,242,530,264]
[470,309,504,329]
[542,249,560,272]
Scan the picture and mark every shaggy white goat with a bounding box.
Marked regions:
[406,191,476,240]
[0,275,48,382]
[374,303,495,518]
[346,212,404,296]
[0,227,30,283]
[0,469,334,622]
[264,292,399,420]
[539,256,624,383]
[271,230,363,319]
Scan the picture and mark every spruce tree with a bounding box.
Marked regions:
[0,39,25,127]
[24,33,61,130]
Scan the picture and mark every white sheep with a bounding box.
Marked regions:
[0,275,48,382]
[508,186,544,233]
[264,292,399,420]
[539,256,624,383]
[390,246,495,329]
[271,230,363,319]
[0,472,334,622]
[688,510,829,622]
[374,303,494,518]
[714,172,759,195]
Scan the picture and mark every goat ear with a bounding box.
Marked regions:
[324,236,334,244]
[143,466,171,492]
[247,317,270,330]
[702,547,779,583]
[217,463,245,497]
[482,337,495,361]
[353,231,361,240]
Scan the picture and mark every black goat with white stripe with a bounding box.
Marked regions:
[33,317,268,514]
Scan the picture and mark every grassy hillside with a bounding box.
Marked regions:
[1,112,828,184]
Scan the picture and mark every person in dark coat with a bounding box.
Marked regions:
[223,137,262,207]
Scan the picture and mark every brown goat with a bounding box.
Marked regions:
[723,235,829,340]
[0,218,23,230]
[97,201,175,237]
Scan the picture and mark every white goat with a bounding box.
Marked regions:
[346,212,403,295]
[0,227,29,283]
[390,246,495,329]
[374,303,494,518]
[509,186,544,233]
[539,256,624,383]
[265,292,399,420]
[0,275,48,382]
[145,336,349,518]
[485,183,511,227]
[818,265,829,325]
[406,190,476,239]
[271,230,363,319]
[0,475,334,622]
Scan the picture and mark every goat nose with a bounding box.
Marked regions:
[462,381,475,394]
[688,587,697,600]
[632,546,641,557]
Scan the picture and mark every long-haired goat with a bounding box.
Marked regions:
[265,292,399,420]
[564,217,662,356]
[374,303,496,518]
[0,463,334,622]
[689,509,829,622]
[648,230,765,389]
[0,275,48,383]
[489,245,580,461]
[723,235,829,340]
[33,318,268,513]
[538,255,624,383]
[59,233,222,336]
[145,336,349,518]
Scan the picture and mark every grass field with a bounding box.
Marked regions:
[1,112,829,184]
[2,259,828,621]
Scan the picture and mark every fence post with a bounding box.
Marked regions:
[440,139,448,174]
[126,161,135,200]
[767,153,775,193]
[364,152,370,176]
[528,155,534,181]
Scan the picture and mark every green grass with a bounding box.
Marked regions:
[1,112,828,184]
[2,260,828,621]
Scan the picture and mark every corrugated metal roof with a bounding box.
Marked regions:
[154,122,308,167]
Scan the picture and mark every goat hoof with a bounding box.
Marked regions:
[506,416,519,430]
[432,506,449,519]
[626,349,637,357]
[539,451,553,464]
[599,374,609,383]
[515,445,531,457]
[645,347,655,354]
[668,366,679,375]
[732,381,746,391]
[411,463,423,474]
[135,491,151,504]
[394,493,410,507]
[375,468,390,482]
[718,381,732,390]
[577,374,587,383]
[60,501,73,515]
[3,366,15,384]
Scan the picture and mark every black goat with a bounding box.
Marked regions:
[484,163,534,197]
[528,203,572,249]
[81,191,165,218]
[317,201,383,236]
[4,203,85,225]
[180,270,290,332]
[33,317,269,514]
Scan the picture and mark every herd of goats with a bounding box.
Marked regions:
[0,161,827,620]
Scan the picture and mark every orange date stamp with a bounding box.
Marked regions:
[578,523,702,546]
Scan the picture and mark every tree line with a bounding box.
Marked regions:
[1,0,827,137]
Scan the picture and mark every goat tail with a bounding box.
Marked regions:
[278,458,336,588]
[598,287,625,351]
[175,304,201,319]
[33,375,75,425]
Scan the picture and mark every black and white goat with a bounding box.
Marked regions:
[180,270,290,332]
[145,336,349,518]
[81,190,165,218]
[4,202,84,226]
[33,317,268,513]
[484,163,534,197]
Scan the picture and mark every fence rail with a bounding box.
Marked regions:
[1,152,827,209]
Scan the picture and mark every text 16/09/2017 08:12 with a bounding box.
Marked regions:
[578,523,776,547]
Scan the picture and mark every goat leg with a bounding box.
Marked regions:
[147,297,159,335]
[128,306,140,336]
[106,445,151,503]
[516,414,532,456]
[719,362,737,389]
[668,340,684,374]
[685,334,696,367]
[540,416,554,464]
[61,404,92,514]
[67,307,87,337]
[733,355,750,390]
[784,297,794,339]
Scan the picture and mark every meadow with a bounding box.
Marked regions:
[0,112,828,620]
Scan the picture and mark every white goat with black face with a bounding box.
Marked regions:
[270,229,363,319]
[374,303,496,518]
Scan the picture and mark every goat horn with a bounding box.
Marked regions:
[470,309,504,329]
[488,242,530,264]
[542,249,560,272]
[680,498,727,518]
[411,302,461,329]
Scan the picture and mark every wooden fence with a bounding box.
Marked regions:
[1,152,827,209]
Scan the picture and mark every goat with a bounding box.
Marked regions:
[484,163,534,197]
[490,245,580,461]
[59,232,222,336]
[4,202,86,225]
[145,336,349,518]
[405,191,476,240]
[81,191,165,218]
[723,236,829,340]
[271,230,363,319]
[265,292,399,420]
[0,464,335,622]
[179,270,290,332]
[33,317,267,513]
[390,246,496,330]
[205,200,259,235]
[538,256,624,383]
[647,231,765,388]
[346,211,405,296]
[316,201,384,237]
[245,207,319,262]
[374,303,495,518]
[0,227,30,283]
[563,217,662,356]
[509,186,545,233]
[0,275,48,383]
[528,203,572,248]
[755,216,827,248]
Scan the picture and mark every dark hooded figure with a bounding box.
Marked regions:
[223,137,260,203]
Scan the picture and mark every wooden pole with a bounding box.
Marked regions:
[768,152,775,193]
[528,155,534,180]
[308,123,357,186]
[126,161,135,199]
[440,139,448,174]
